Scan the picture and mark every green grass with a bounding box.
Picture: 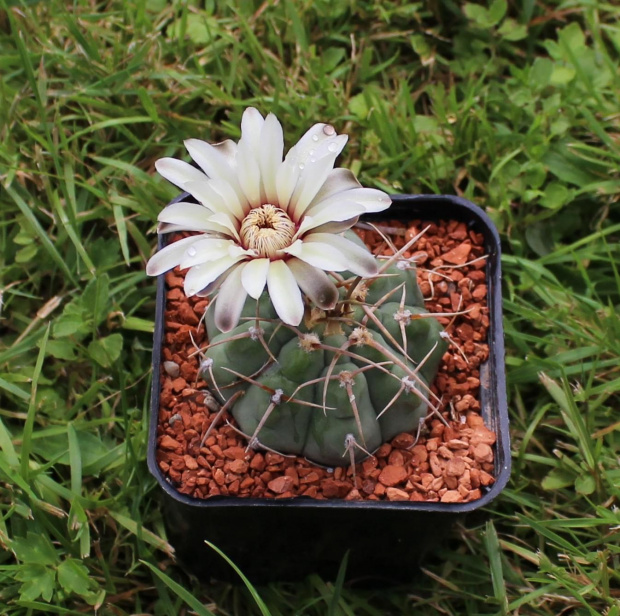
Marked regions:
[1,0,619,613]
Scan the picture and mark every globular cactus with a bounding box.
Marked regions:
[201,252,447,467]
[145,107,449,466]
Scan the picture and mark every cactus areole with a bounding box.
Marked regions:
[146,107,448,467]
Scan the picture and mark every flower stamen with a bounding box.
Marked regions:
[240,204,295,258]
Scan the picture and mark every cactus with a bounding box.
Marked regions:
[200,245,447,467]
[145,107,449,466]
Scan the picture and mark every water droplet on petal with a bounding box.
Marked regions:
[323,125,336,136]
[299,163,305,170]
[327,142,338,153]
[310,157,316,163]
[312,134,319,142]
[187,246,197,256]
[309,149,315,156]
[188,288,196,296]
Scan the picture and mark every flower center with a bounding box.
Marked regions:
[240,204,296,258]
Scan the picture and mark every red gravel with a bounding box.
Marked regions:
[155,219,496,503]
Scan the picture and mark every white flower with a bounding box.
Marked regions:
[146,107,391,332]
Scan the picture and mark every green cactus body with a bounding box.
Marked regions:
[202,264,447,467]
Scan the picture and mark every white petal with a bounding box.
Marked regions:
[310,168,361,204]
[282,240,352,272]
[235,108,266,207]
[211,139,238,166]
[214,264,248,332]
[146,235,204,276]
[228,244,253,259]
[285,123,341,167]
[303,233,378,276]
[158,222,198,235]
[195,270,229,297]
[266,260,304,326]
[155,158,207,188]
[206,212,241,241]
[307,218,359,235]
[183,180,228,215]
[288,135,348,220]
[287,258,338,310]
[185,138,234,178]
[239,107,265,155]
[184,138,245,203]
[184,255,245,296]
[179,238,235,269]
[157,202,216,231]
[281,238,303,257]
[236,144,262,207]
[190,177,247,220]
[275,159,301,212]
[294,202,367,238]
[240,258,270,299]
[306,187,391,218]
[259,113,284,203]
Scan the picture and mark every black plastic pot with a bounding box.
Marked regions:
[147,194,510,583]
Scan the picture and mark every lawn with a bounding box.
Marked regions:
[1,0,619,614]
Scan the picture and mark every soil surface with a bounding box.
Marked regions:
[155,219,496,503]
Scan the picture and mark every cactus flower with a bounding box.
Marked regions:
[146,108,391,332]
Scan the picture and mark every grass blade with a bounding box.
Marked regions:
[205,540,272,616]
[141,560,216,616]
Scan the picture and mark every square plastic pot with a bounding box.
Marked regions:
[147,194,510,584]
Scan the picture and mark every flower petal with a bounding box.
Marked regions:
[282,239,352,271]
[182,179,231,216]
[214,264,248,332]
[184,138,245,202]
[195,270,230,297]
[259,113,284,203]
[186,178,247,220]
[286,258,338,310]
[306,218,359,235]
[240,108,264,154]
[184,254,246,297]
[157,202,216,231]
[284,233,378,276]
[206,211,241,241]
[235,108,265,207]
[303,233,378,276]
[211,139,238,165]
[306,187,391,218]
[275,159,302,213]
[178,237,236,269]
[146,235,204,276]
[266,260,304,326]
[285,123,342,166]
[157,222,198,235]
[293,202,368,238]
[155,158,207,188]
[310,168,361,204]
[236,143,262,207]
[288,135,348,220]
[240,258,270,299]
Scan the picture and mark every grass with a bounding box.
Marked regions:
[0,0,619,613]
